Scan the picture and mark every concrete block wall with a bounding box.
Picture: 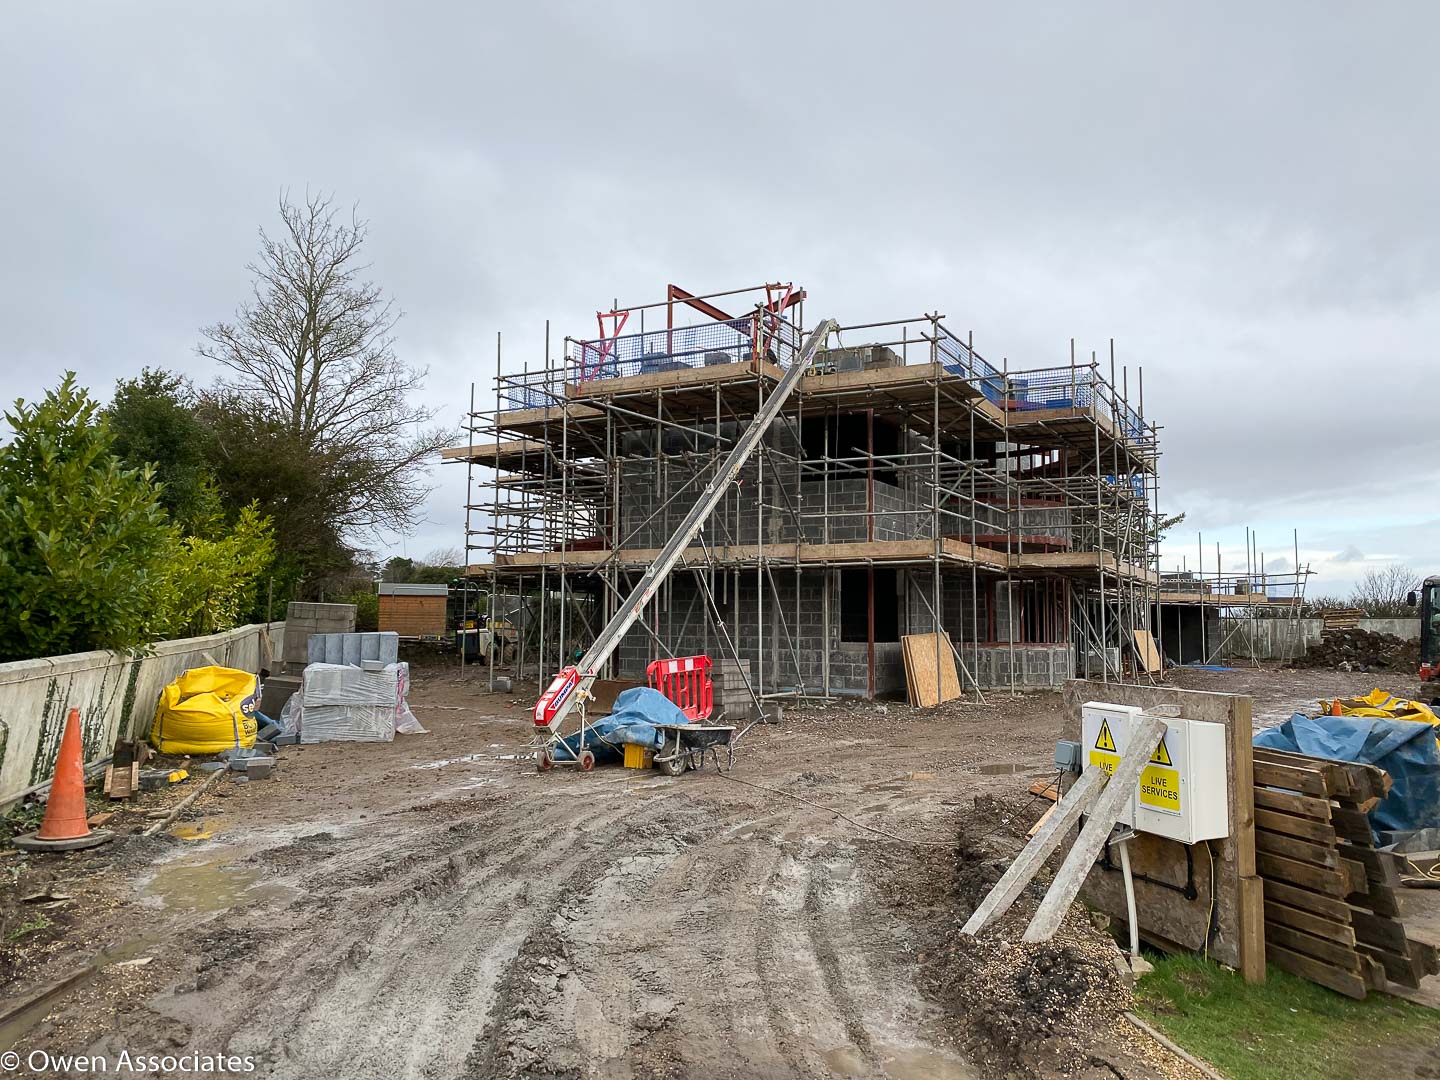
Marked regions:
[610,564,1071,698]
[283,602,355,666]
[970,501,1074,538]
[970,643,1073,688]
[902,569,987,643]
[1219,616,1420,661]
[612,569,877,696]
[610,415,1048,551]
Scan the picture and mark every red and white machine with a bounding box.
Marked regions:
[531,317,837,771]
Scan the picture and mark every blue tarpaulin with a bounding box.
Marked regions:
[1254,714,1440,838]
[556,686,689,763]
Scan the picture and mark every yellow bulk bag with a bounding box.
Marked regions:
[151,666,259,755]
[1320,687,1439,727]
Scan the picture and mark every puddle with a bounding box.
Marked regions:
[0,936,161,1050]
[169,818,224,841]
[139,856,289,914]
[454,776,499,791]
[880,1046,976,1079]
[978,762,1029,775]
[413,754,489,770]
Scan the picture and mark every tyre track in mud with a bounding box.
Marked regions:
[82,692,998,1079]
[153,785,691,1077]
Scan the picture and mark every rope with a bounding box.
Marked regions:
[1402,856,1440,882]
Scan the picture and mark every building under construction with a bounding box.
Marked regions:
[449,282,1237,701]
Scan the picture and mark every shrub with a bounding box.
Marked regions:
[0,376,172,660]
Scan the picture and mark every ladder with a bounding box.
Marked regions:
[533,318,839,745]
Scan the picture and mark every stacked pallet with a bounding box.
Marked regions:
[1321,607,1364,630]
[1253,747,1440,998]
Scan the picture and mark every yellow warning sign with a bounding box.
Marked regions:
[1089,749,1120,776]
[1149,733,1173,766]
[1094,719,1117,753]
[1139,764,1182,814]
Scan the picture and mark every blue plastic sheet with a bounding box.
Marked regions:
[556,687,689,763]
[1254,714,1440,838]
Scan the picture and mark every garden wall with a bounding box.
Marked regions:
[0,622,283,808]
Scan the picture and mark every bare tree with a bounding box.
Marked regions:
[198,192,453,537]
[1349,563,1422,617]
[421,545,464,567]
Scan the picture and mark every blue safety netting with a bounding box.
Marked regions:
[1254,714,1440,838]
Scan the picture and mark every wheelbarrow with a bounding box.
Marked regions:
[651,722,736,776]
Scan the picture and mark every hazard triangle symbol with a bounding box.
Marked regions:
[1094,719,1117,753]
[1150,734,1173,766]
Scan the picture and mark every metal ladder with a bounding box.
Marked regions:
[532,318,839,752]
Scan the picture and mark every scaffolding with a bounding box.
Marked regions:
[447,282,1171,703]
[1156,530,1314,665]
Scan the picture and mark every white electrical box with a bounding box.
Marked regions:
[1080,701,1230,844]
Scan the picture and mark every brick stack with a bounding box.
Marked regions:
[710,657,756,722]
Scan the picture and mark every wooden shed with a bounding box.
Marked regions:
[378,583,449,639]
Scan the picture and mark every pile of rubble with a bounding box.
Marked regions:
[918,799,1135,1075]
[1291,628,1419,672]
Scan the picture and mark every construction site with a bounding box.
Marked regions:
[450,282,1311,702]
[2,283,1437,1080]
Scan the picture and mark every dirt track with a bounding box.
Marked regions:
[0,665,1298,1079]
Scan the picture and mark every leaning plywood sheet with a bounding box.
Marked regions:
[1132,629,1163,675]
[902,633,961,707]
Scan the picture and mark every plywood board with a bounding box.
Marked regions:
[901,633,961,707]
[378,595,448,638]
[1131,628,1163,674]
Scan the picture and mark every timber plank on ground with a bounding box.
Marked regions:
[1253,786,1333,821]
[1254,749,1435,995]
[1266,943,1367,999]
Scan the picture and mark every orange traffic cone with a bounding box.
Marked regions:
[1330,699,1343,716]
[13,708,113,852]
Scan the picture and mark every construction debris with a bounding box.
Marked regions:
[1290,628,1419,671]
[926,804,1135,1074]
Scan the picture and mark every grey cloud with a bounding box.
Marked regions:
[2,2,1436,565]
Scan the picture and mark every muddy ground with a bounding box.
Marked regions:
[0,664,1427,1078]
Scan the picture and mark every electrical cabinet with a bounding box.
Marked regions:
[1080,702,1230,844]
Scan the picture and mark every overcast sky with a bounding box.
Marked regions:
[3,3,1435,599]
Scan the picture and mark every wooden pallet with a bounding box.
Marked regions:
[1253,747,1439,998]
[1321,608,1365,631]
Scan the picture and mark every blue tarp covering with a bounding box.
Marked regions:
[556,686,689,763]
[1254,714,1440,837]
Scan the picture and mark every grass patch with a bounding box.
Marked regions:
[3,915,50,943]
[1136,952,1440,1080]
[0,801,44,844]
